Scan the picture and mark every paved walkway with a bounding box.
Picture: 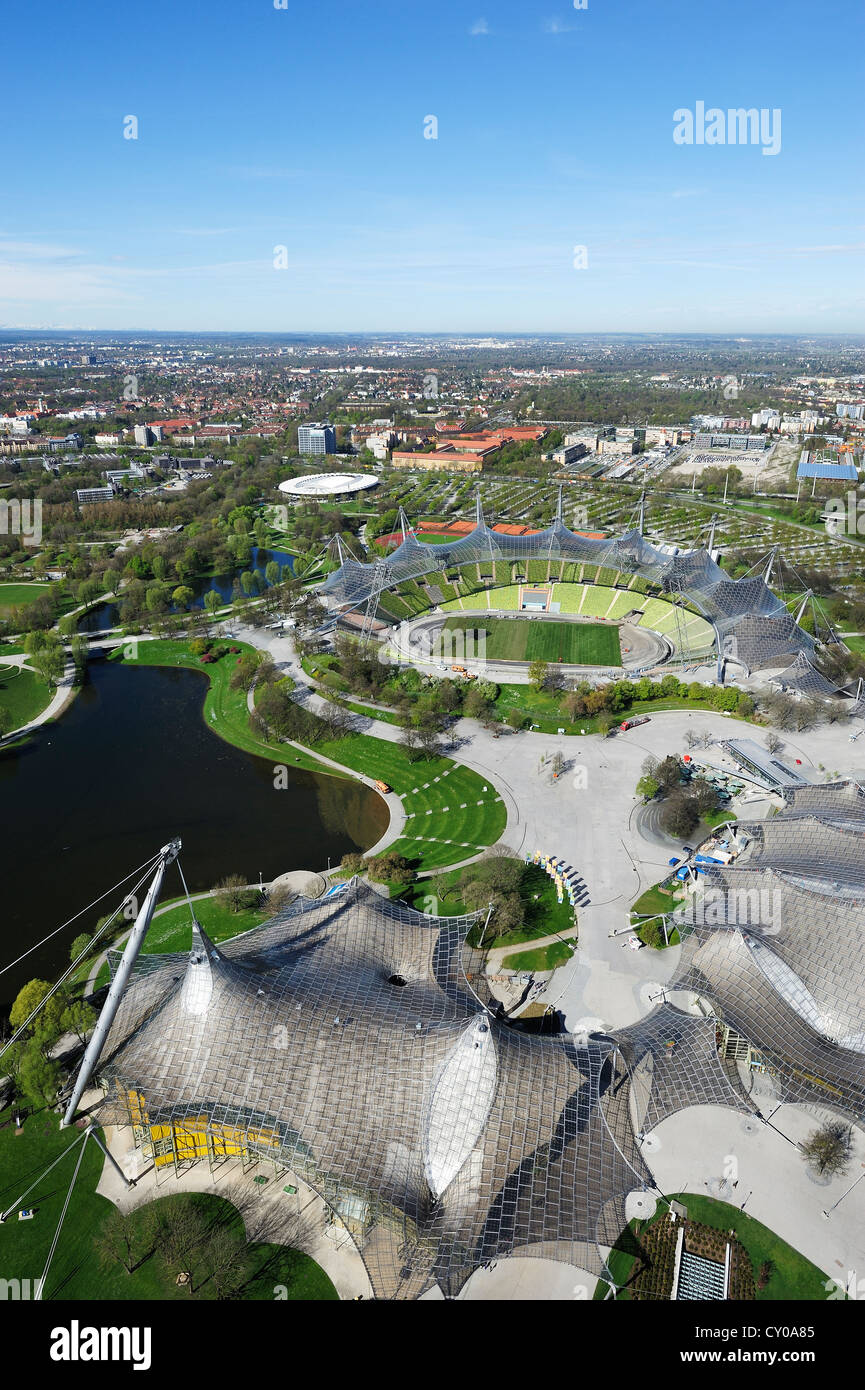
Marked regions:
[0,656,77,745]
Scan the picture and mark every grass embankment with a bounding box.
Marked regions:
[0,664,53,727]
[501,940,574,971]
[0,1111,336,1301]
[595,1193,830,1302]
[494,687,749,736]
[113,640,507,872]
[140,895,269,955]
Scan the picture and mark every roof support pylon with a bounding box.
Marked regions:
[61,840,181,1127]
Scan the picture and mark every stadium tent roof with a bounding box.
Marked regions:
[671,783,865,1113]
[614,1004,755,1136]
[319,497,816,674]
[98,881,651,1299]
[774,650,840,699]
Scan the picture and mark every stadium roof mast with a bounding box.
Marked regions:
[61,839,181,1127]
[396,506,412,544]
[359,557,396,642]
[638,489,645,537]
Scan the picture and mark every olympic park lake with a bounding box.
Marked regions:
[79,546,295,632]
[0,655,388,1011]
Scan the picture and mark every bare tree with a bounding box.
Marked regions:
[800,1120,852,1177]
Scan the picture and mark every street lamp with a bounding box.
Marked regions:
[822,1169,865,1219]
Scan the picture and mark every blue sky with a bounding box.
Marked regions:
[1,0,862,332]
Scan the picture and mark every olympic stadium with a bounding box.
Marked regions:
[318,494,837,686]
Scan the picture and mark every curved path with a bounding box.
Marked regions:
[0,656,76,745]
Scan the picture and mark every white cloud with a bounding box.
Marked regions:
[543,18,575,33]
[469,18,489,35]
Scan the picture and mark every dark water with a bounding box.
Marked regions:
[0,658,388,1011]
[79,547,295,632]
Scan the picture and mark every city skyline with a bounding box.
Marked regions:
[1,0,862,333]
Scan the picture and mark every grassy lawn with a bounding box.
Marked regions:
[402,863,576,948]
[630,881,685,947]
[0,664,53,728]
[843,635,865,654]
[141,894,269,955]
[501,940,574,971]
[443,615,621,666]
[343,699,403,725]
[0,582,53,611]
[595,1193,831,1301]
[632,883,683,917]
[0,1111,336,1301]
[668,1193,831,1300]
[114,639,507,872]
[493,685,752,736]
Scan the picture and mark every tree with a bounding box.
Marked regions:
[215,874,258,912]
[636,773,659,800]
[60,998,96,1045]
[692,777,721,815]
[69,932,93,964]
[203,589,222,618]
[16,1041,62,1109]
[800,1121,852,1177]
[366,852,414,887]
[205,1225,251,1300]
[265,560,280,587]
[95,1206,159,1276]
[660,788,699,838]
[527,658,549,692]
[70,633,89,676]
[10,979,66,1041]
[157,1201,211,1277]
[172,585,195,610]
[30,642,65,689]
[765,731,783,754]
[399,725,423,762]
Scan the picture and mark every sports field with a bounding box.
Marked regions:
[442,615,621,666]
[0,582,52,611]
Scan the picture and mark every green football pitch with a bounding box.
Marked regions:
[442,616,621,665]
